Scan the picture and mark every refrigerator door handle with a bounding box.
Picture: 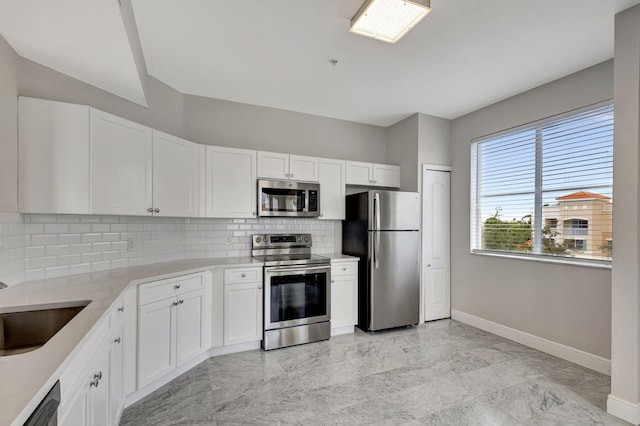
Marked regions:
[374,192,381,231]
[374,231,380,269]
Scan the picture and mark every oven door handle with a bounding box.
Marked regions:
[265,265,330,274]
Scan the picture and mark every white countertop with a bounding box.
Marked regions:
[0,257,260,426]
[325,254,359,262]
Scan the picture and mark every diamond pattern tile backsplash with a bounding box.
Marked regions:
[11,214,337,283]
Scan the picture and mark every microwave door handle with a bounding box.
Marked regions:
[302,190,306,211]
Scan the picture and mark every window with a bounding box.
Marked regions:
[471,102,613,263]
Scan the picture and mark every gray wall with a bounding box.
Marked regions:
[386,113,452,192]
[0,37,19,212]
[183,95,387,162]
[387,114,420,191]
[450,60,614,359]
[17,58,184,138]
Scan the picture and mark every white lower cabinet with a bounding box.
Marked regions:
[330,259,358,333]
[137,273,212,389]
[60,339,111,426]
[223,267,263,345]
[109,323,124,426]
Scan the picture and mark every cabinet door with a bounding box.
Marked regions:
[345,161,373,185]
[138,298,176,387]
[206,146,257,218]
[87,348,110,426]
[176,289,211,365]
[224,283,262,345]
[109,325,124,426]
[331,275,356,329]
[18,97,90,214]
[319,159,345,220]
[211,269,224,348]
[152,131,201,217]
[90,109,153,215]
[257,151,289,179]
[290,155,319,182]
[373,164,400,188]
[60,375,90,426]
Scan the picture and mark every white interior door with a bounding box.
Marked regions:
[422,167,451,321]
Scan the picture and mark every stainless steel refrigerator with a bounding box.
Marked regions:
[342,190,420,332]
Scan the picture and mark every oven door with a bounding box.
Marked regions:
[264,264,331,330]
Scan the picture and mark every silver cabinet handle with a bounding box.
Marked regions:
[241,273,246,278]
[90,379,99,388]
[285,173,290,178]
[147,207,153,213]
[290,173,294,178]
[172,301,179,306]
[94,371,102,380]
[174,284,181,290]
[258,285,262,290]
[331,280,335,283]
[114,337,121,344]
[178,299,184,304]
[342,267,347,271]
[118,306,124,312]
[154,208,160,213]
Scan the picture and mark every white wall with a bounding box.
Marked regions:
[450,60,614,359]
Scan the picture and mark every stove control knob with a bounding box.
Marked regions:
[255,236,262,243]
[304,236,309,242]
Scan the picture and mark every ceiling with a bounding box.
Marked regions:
[2,1,640,127]
[0,0,147,106]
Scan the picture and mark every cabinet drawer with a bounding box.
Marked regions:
[139,274,204,305]
[224,267,262,284]
[331,261,357,277]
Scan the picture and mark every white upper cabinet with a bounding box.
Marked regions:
[290,155,320,182]
[345,161,400,188]
[257,151,319,182]
[90,109,153,216]
[318,158,345,220]
[152,131,203,217]
[206,146,257,218]
[18,97,90,214]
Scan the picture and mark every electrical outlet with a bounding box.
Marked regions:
[127,237,134,251]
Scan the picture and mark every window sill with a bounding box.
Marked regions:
[470,250,612,270]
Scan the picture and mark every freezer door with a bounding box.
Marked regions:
[369,230,420,331]
[368,191,420,231]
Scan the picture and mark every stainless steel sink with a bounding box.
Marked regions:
[0,300,91,356]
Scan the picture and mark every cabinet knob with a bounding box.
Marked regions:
[241,273,246,278]
[320,213,323,217]
[331,280,335,283]
[174,284,181,290]
[285,173,290,178]
[172,301,179,306]
[147,207,154,213]
[290,173,294,178]
[342,267,347,271]
[178,299,184,304]
[94,371,102,380]
[90,379,99,388]
[258,285,262,290]
[118,306,124,312]
[252,212,257,216]
[114,337,121,344]
[373,180,377,184]
[154,208,160,213]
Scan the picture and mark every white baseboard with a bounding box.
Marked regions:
[331,325,355,336]
[451,309,611,375]
[607,394,640,425]
[209,341,261,357]
[124,351,210,407]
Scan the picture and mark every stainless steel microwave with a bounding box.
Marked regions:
[258,179,320,217]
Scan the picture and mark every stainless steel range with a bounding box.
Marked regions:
[252,233,331,350]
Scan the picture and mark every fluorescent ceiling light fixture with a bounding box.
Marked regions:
[350,0,431,43]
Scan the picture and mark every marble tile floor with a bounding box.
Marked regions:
[120,320,628,425]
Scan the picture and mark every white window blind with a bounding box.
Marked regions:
[471,102,613,263]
